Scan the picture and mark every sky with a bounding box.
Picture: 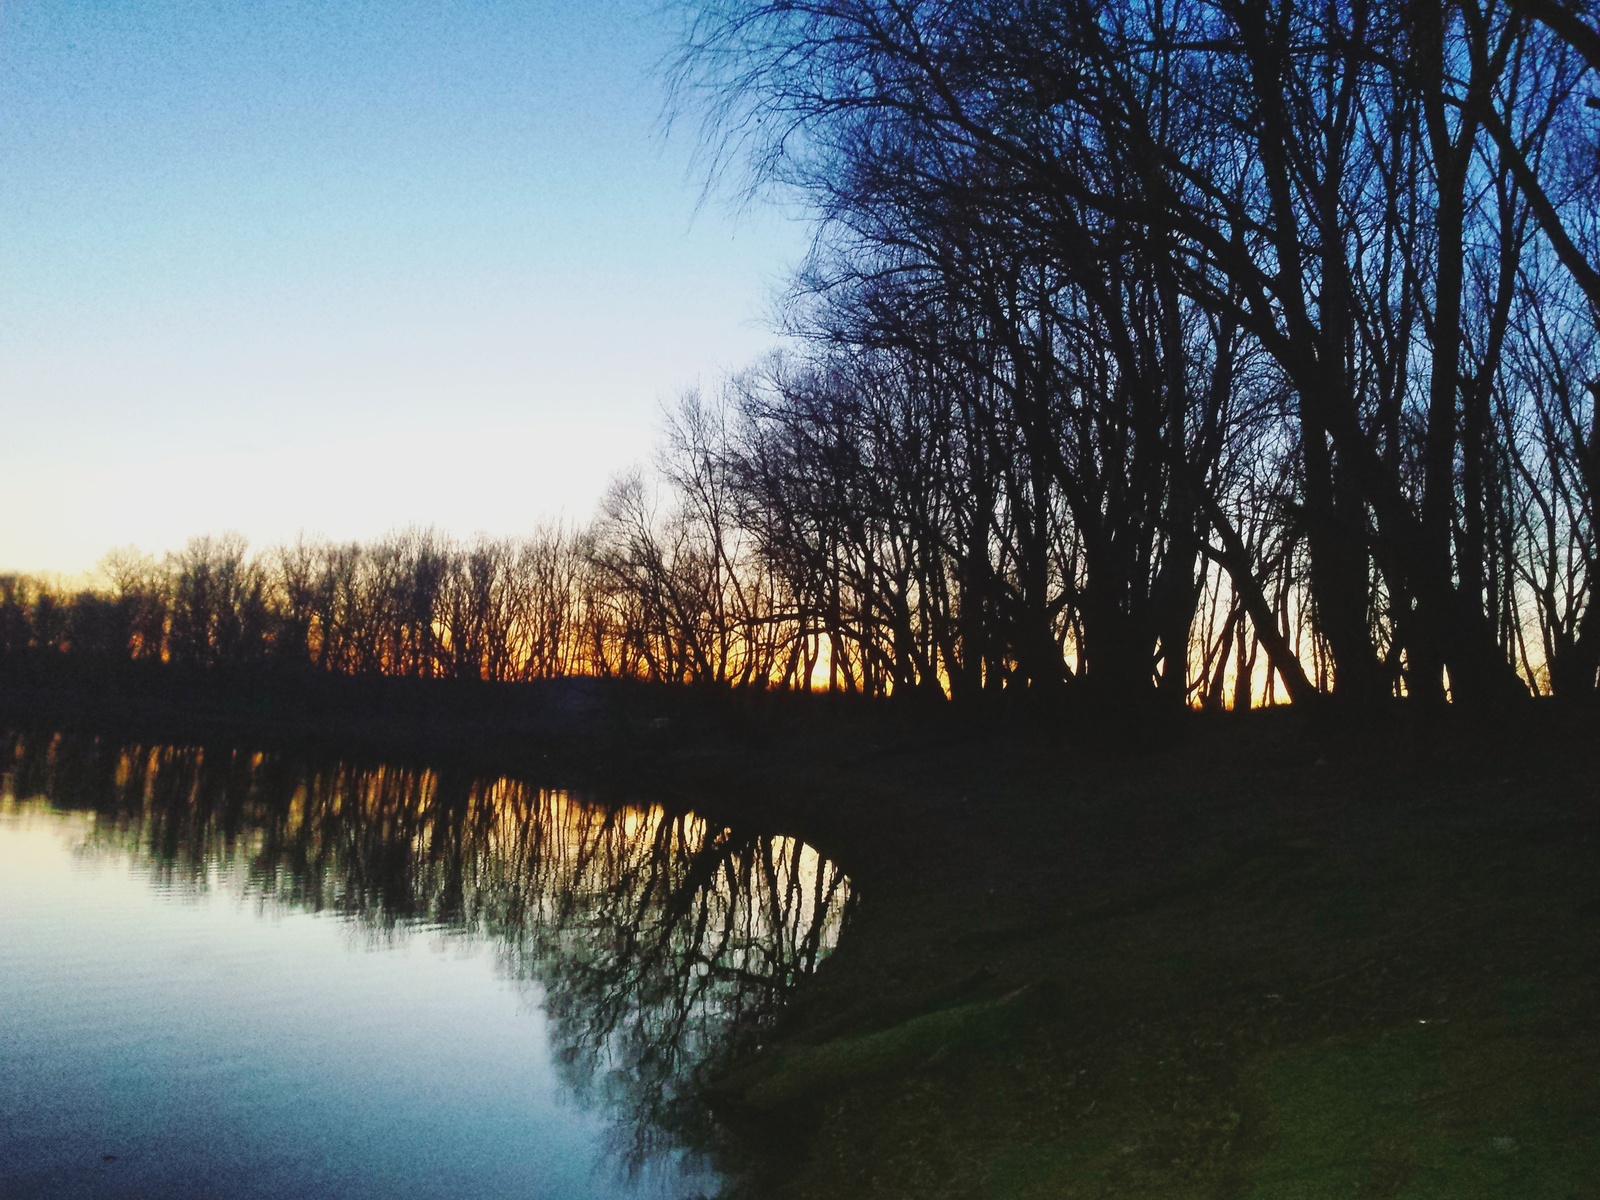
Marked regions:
[0,0,806,577]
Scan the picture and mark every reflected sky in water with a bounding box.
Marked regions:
[0,733,851,1199]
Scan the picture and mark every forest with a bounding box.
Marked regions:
[5,0,1598,709]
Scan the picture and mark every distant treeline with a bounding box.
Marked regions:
[6,0,1600,707]
[0,521,802,688]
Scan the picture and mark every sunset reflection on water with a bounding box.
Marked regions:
[0,732,851,1199]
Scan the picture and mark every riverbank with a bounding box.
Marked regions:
[3,669,1596,1198]
[708,708,1599,1199]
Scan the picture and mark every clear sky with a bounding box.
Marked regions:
[0,0,804,577]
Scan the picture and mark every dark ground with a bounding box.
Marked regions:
[3,666,1597,1199]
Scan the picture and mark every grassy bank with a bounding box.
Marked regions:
[707,708,1599,1199]
[3,668,1596,1198]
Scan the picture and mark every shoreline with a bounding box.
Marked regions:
[4,666,1598,1197]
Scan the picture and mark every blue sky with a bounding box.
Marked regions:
[0,0,805,575]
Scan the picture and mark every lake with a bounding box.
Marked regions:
[0,731,851,1199]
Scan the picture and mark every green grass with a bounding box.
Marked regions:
[701,713,1600,1199]
[1247,1021,1597,1199]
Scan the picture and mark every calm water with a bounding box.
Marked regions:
[0,733,851,1199]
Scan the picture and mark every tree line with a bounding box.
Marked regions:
[667,0,1600,707]
[4,0,1598,706]
[0,522,771,686]
[0,508,843,689]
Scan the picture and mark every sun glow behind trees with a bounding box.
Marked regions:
[3,0,1598,706]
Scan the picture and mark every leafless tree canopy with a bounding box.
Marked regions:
[4,0,1598,706]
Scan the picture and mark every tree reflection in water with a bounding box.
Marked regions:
[1,730,853,1180]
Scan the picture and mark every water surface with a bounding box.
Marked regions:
[0,733,850,1199]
